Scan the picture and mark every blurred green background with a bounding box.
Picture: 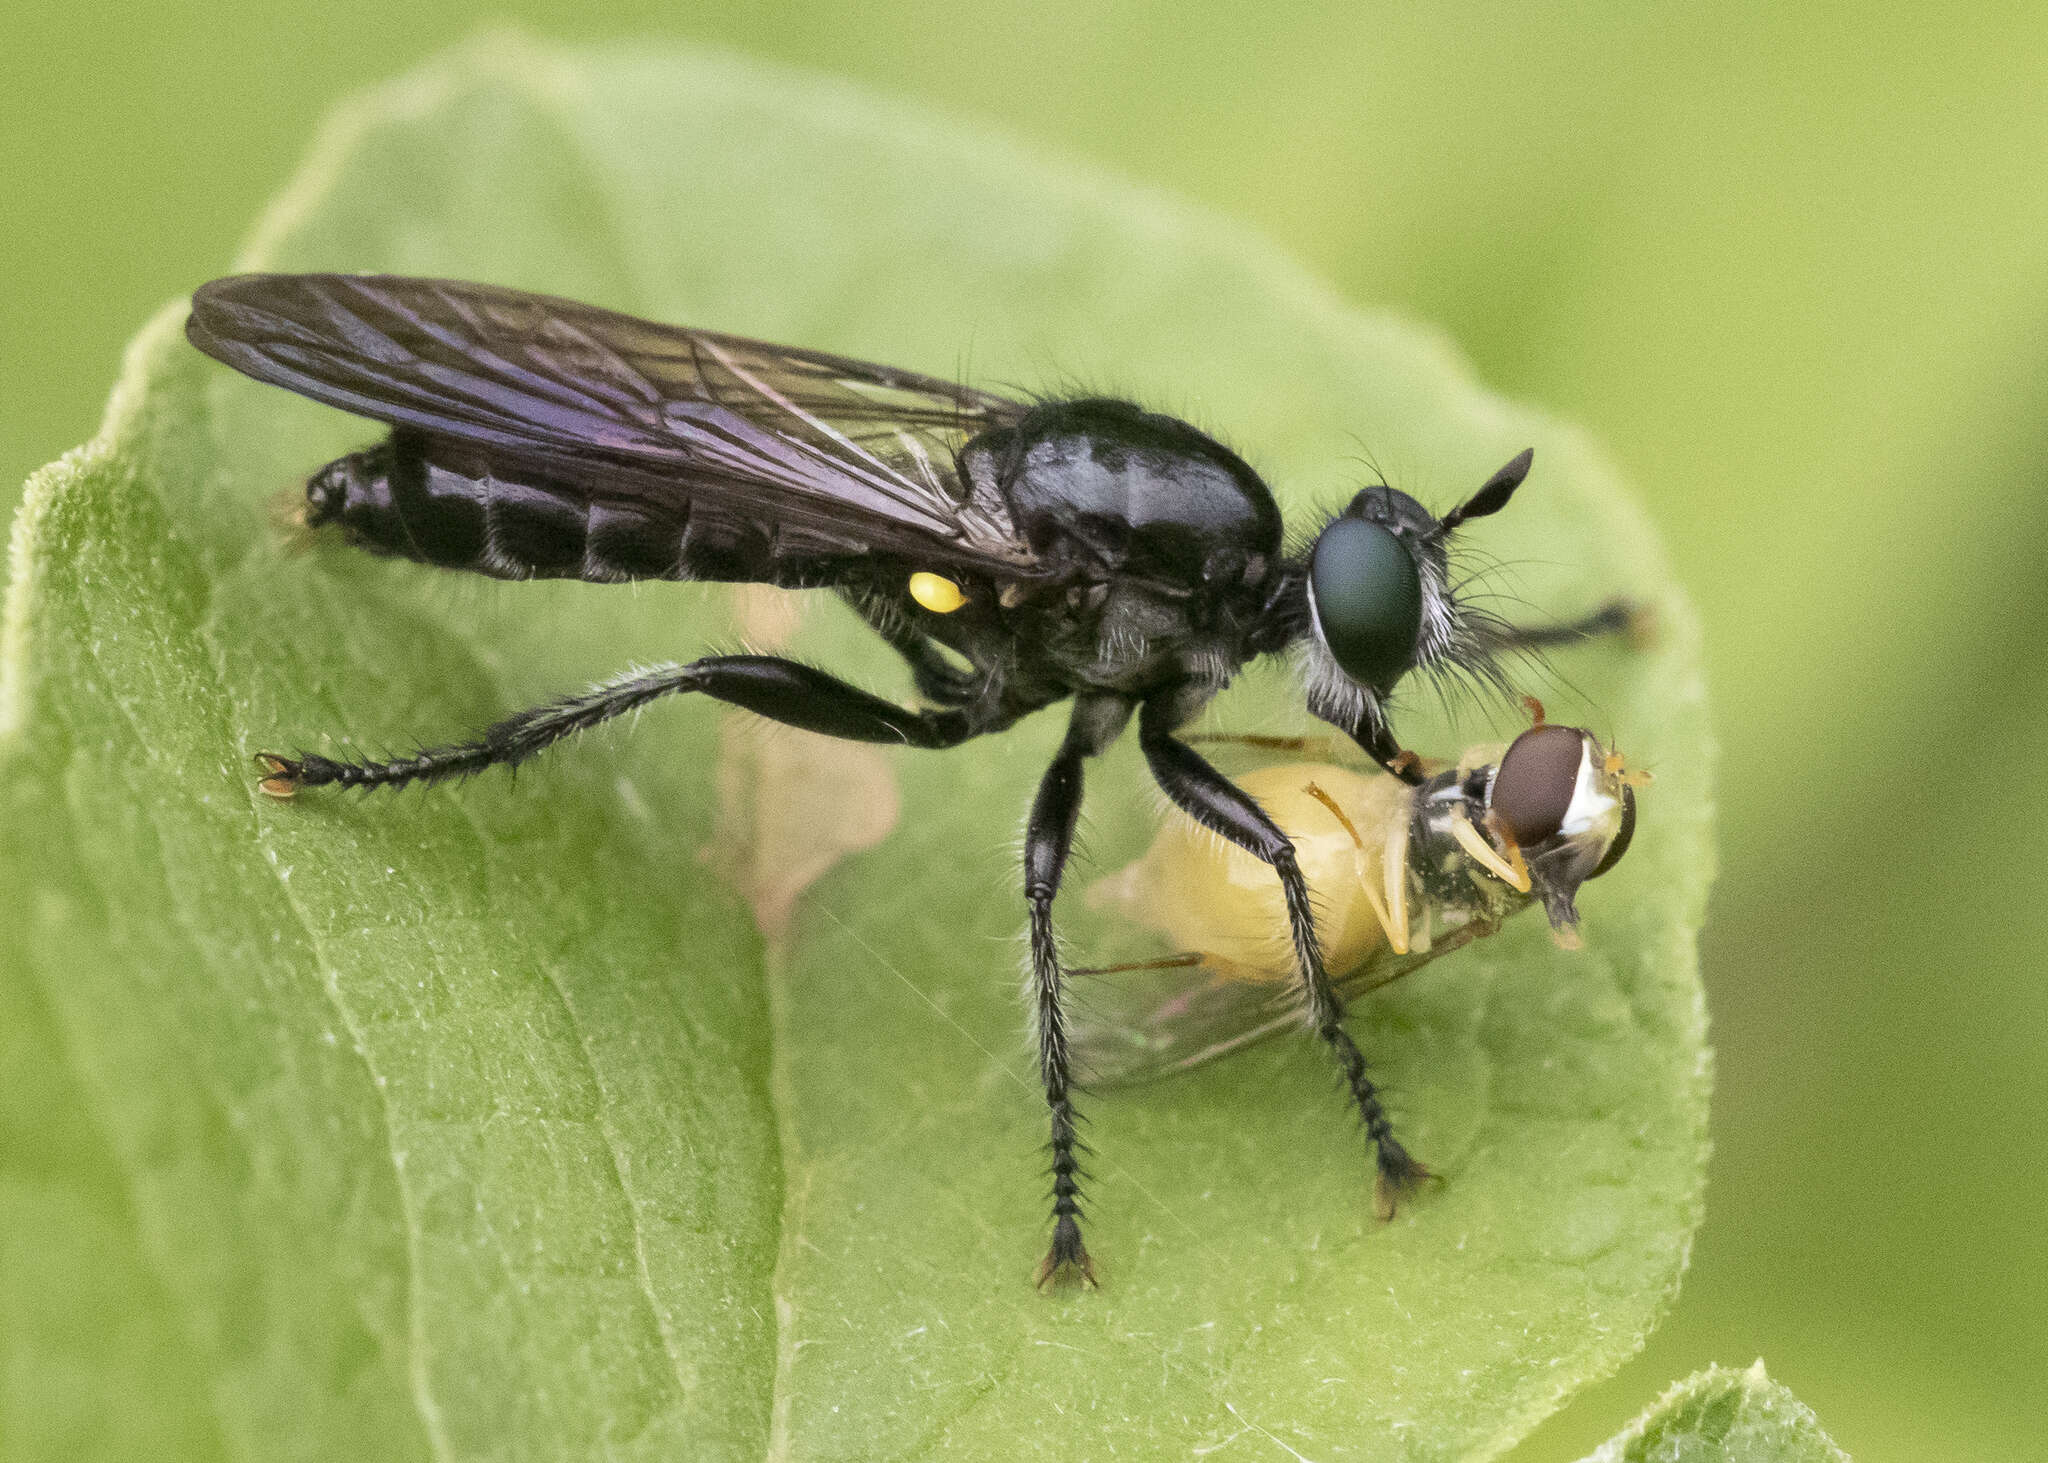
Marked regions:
[5,5,2043,1459]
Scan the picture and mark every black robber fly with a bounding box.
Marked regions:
[187,273,1632,1287]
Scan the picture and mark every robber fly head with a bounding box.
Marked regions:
[1300,448,1533,717]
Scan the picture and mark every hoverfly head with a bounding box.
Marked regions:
[1485,719,1642,944]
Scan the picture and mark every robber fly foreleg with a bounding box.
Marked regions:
[1491,596,1647,652]
[1136,694,1429,1220]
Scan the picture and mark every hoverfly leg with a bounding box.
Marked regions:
[1185,731,1346,759]
[1070,950,1273,990]
[1301,779,1403,952]
[1135,696,1429,1220]
[255,654,996,795]
[1026,694,1135,1289]
[1070,951,1209,978]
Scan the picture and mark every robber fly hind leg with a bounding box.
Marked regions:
[256,654,999,795]
[1136,692,1429,1219]
[1026,693,1136,1288]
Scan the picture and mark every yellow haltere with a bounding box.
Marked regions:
[908,571,968,613]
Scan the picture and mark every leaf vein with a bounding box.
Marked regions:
[250,816,456,1460]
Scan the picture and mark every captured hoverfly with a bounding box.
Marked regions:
[187,273,1635,1286]
[1081,711,1645,1214]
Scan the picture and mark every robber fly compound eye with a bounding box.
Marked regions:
[1307,516,1423,691]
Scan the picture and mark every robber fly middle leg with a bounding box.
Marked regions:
[1025,692,1136,1288]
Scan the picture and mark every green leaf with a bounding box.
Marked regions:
[0,34,1713,1462]
[1580,1364,1850,1463]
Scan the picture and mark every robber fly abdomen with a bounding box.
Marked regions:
[187,271,1641,1287]
[312,430,807,584]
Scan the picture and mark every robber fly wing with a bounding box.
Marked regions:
[187,273,1041,573]
[1071,946,1450,1086]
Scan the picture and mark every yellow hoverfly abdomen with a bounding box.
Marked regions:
[1092,763,1406,981]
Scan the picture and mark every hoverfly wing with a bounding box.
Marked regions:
[1071,946,1448,1087]
[187,273,1041,572]
[1070,961,1300,1087]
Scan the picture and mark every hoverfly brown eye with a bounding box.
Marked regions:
[1307,517,1422,690]
[1589,783,1636,879]
[1492,724,1589,847]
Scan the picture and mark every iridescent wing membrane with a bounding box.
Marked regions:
[186,273,1041,573]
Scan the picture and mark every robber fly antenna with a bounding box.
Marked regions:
[1440,447,1534,533]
